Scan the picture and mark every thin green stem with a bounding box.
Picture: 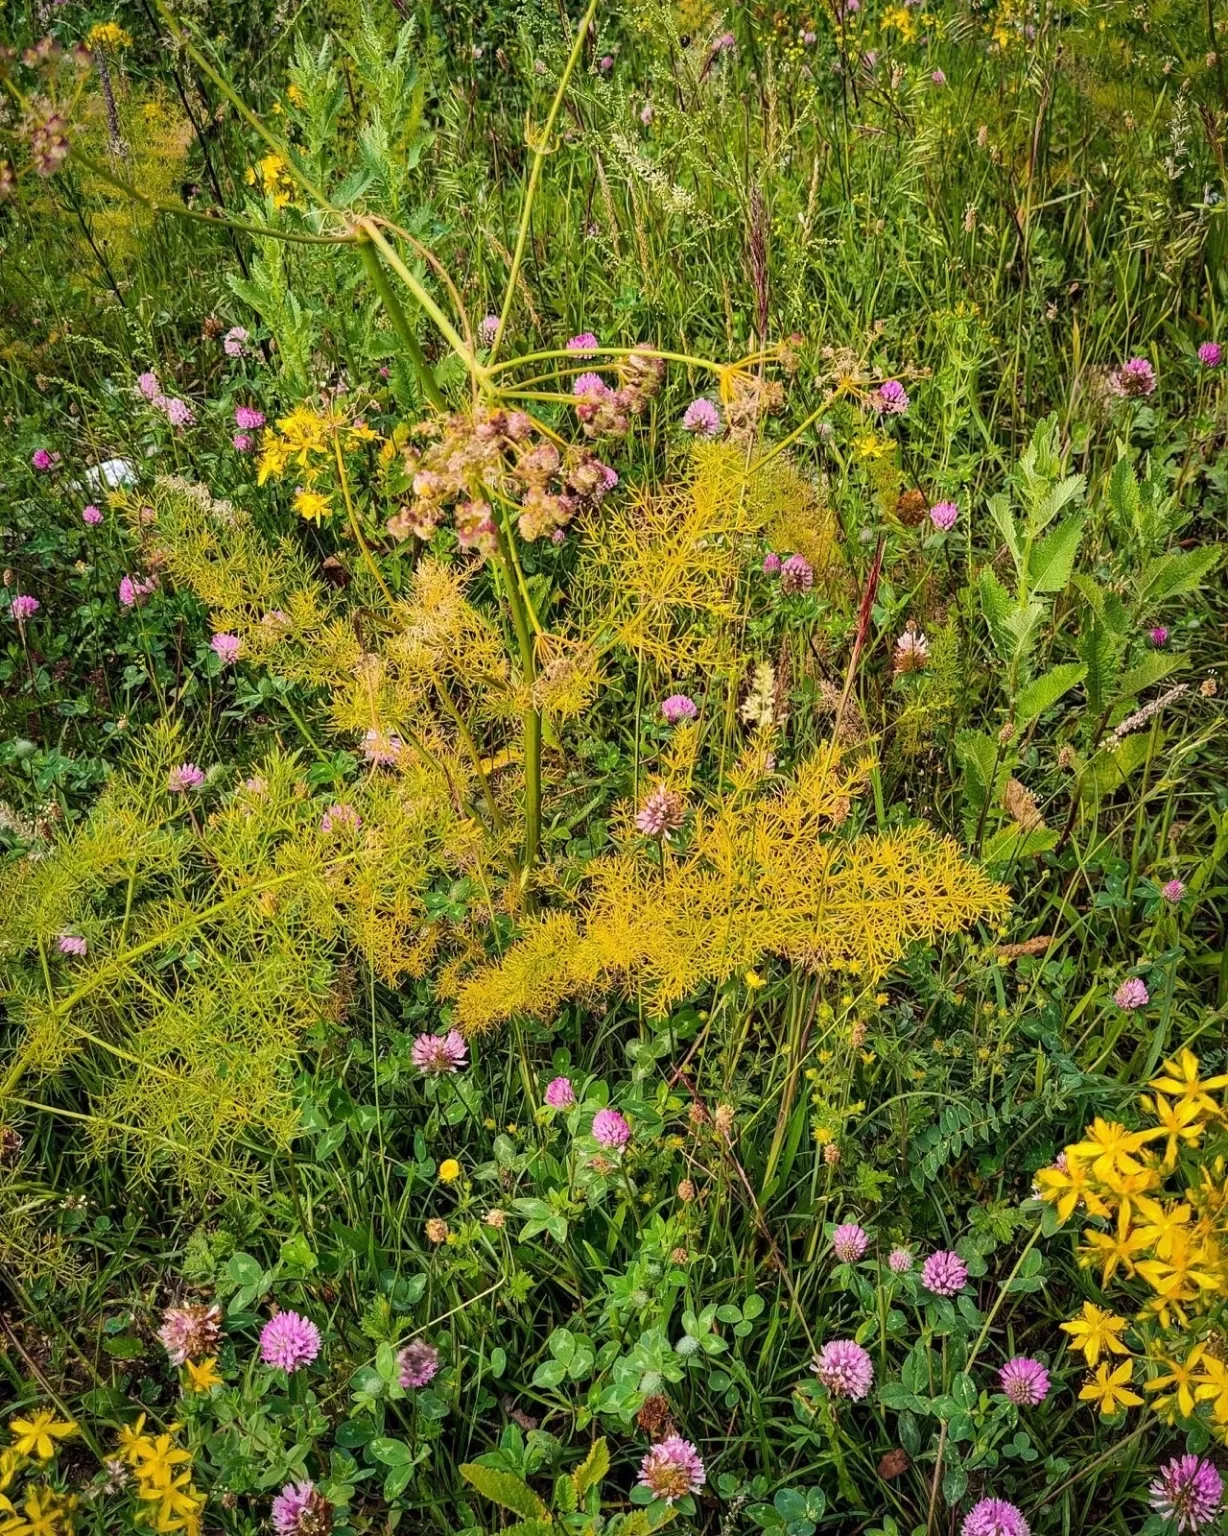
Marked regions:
[356,233,446,410]
[360,221,474,377]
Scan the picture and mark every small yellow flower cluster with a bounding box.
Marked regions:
[2,1411,79,1535]
[256,403,381,524]
[1042,1049,1228,1429]
[880,6,921,43]
[86,21,133,49]
[243,153,296,210]
[116,1416,205,1535]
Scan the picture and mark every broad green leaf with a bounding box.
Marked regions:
[978,568,1017,662]
[1116,650,1181,702]
[955,730,999,811]
[1137,545,1222,603]
[500,1524,556,1536]
[459,1464,550,1521]
[1076,622,1122,716]
[369,1437,413,1467]
[986,492,1022,575]
[983,825,1059,864]
[1024,471,1085,537]
[572,1438,610,1496]
[1106,456,1139,537]
[1028,513,1084,593]
[1015,662,1086,723]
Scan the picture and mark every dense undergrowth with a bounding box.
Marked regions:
[1,2,1227,1534]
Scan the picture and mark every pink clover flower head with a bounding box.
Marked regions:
[1111,357,1157,397]
[681,397,722,436]
[118,574,156,608]
[272,1481,331,1536]
[232,433,253,452]
[210,632,242,666]
[320,802,362,834]
[592,1107,630,1148]
[1114,977,1149,1010]
[362,728,404,766]
[931,68,946,84]
[636,784,685,839]
[157,395,196,429]
[637,1435,705,1504]
[137,371,162,401]
[157,1303,222,1365]
[82,503,103,525]
[780,553,814,594]
[871,378,910,415]
[167,762,206,794]
[832,1222,869,1263]
[922,1248,968,1297]
[412,1029,467,1075]
[961,1498,1029,1536]
[544,1075,576,1108]
[1198,342,1223,368]
[888,1246,913,1273]
[58,934,88,957]
[31,448,55,471]
[235,405,266,430]
[259,1310,321,1372]
[1150,626,1169,647]
[397,1339,440,1388]
[998,1356,1049,1406]
[10,594,40,621]
[1162,878,1186,904]
[223,325,249,357]
[573,371,609,398]
[661,694,698,725]
[478,314,500,347]
[640,103,654,125]
[762,552,782,576]
[567,332,599,354]
[811,1339,874,1400]
[1149,1454,1224,1533]
[930,500,958,531]
[598,53,614,72]
[714,31,736,51]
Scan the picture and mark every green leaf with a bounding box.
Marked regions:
[978,568,1016,662]
[369,1438,413,1467]
[1116,650,1181,702]
[572,1438,609,1497]
[1015,662,1086,723]
[1106,455,1140,535]
[226,1252,262,1288]
[986,493,1022,576]
[459,1464,550,1521]
[499,1523,556,1536]
[1138,545,1222,603]
[1028,513,1084,593]
[983,825,1059,864]
[1077,621,1122,716]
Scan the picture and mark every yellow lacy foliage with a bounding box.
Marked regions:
[1041,1050,1228,1433]
[456,743,1009,1033]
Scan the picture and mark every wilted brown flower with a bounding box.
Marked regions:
[425,1217,449,1244]
[636,1393,675,1440]
[676,1178,697,1202]
[895,488,928,526]
[1003,777,1044,832]
[878,1449,911,1480]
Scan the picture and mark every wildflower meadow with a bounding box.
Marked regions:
[2,1,1228,1534]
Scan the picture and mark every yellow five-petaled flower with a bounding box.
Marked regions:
[6,1410,77,1462]
[1060,1302,1131,1366]
[1079,1360,1143,1416]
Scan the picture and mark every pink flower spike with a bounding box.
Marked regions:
[10,594,40,621]
[1114,977,1149,1010]
[637,1435,705,1503]
[82,504,103,525]
[999,1356,1050,1406]
[832,1222,868,1263]
[922,1249,968,1297]
[544,1076,576,1108]
[259,1310,321,1372]
[811,1339,874,1400]
[592,1108,630,1148]
[167,762,206,794]
[397,1339,440,1388]
[961,1498,1029,1536]
[412,1030,467,1075]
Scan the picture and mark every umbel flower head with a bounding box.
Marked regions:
[272,1480,333,1536]
[961,1498,1029,1536]
[922,1249,968,1297]
[157,1303,222,1366]
[832,1222,868,1263]
[397,1340,440,1389]
[812,1339,874,1400]
[637,1435,705,1503]
[998,1356,1049,1406]
[259,1310,321,1373]
[412,1030,468,1075]
[1149,1454,1224,1533]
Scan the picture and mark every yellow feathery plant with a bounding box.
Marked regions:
[456,741,1010,1034]
[0,723,475,1191]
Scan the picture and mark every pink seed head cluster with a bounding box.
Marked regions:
[811,1339,874,1400]
[235,405,266,430]
[259,1310,321,1373]
[922,1249,968,1297]
[872,378,909,414]
[888,1246,913,1273]
[1149,1454,1224,1533]
[320,802,362,834]
[780,554,814,594]
[167,763,206,794]
[271,1480,331,1536]
[1111,356,1157,397]
[998,1356,1050,1406]
[637,1435,705,1503]
[544,1076,576,1108]
[10,594,40,621]
[82,504,104,525]
[412,1030,468,1075]
[681,397,722,436]
[58,934,88,957]
[592,1108,631,1148]
[1162,879,1186,903]
[397,1340,440,1388]
[1198,341,1223,367]
[961,1498,1030,1536]
[210,632,242,666]
[661,694,698,724]
[930,500,958,531]
[157,1303,222,1365]
[832,1222,868,1263]
[1114,977,1149,1010]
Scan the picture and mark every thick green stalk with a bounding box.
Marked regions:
[356,233,446,411]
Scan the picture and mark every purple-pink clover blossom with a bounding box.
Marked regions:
[922,1249,968,1297]
[661,694,698,724]
[1114,977,1149,1010]
[544,1076,576,1109]
[592,1108,630,1148]
[998,1356,1050,1406]
[412,1030,467,1075]
[811,1339,874,1400]
[1149,1454,1224,1533]
[681,397,721,436]
[930,500,958,531]
[637,1435,705,1503]
[259,1311,321,1373]
[832,1222,868,1263]
[397,1340,440,1388]
[961,1498,1030,1536]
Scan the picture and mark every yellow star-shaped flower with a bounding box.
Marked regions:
[1079,1360,1142,1416]
[1060,1302,1131,1366]
[7,1410,77,1462]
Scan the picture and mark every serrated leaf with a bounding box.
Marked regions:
[1015,662,1086,723]
[978,568,1017,662]
[1107,456,1140,536]
[572,1438,609,1497]
[986,492,1022,575]
[459,1465,550,1521]
[983,825,1059,864]
[1077,621,1123,716]
[955,731,999,811]
[1028,513,1084,593]
[1138,545,1222,603]
[1116,650,1181,702]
